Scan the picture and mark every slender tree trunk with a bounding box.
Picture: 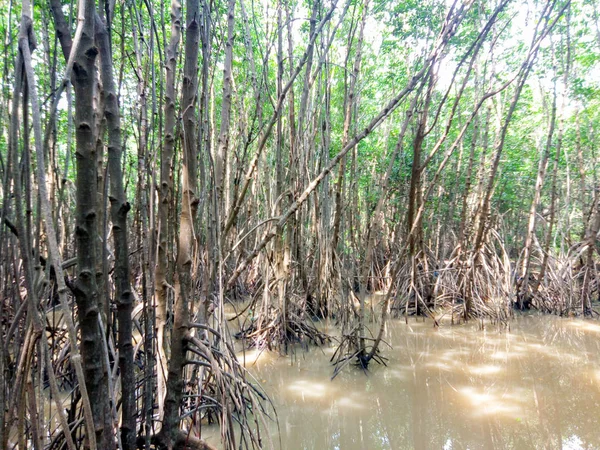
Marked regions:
[407,77,433,259]
[473,68,532,254]
[457,87,484,251]
[228,59,428,289]
[362,97,417,294]
[331,9,356,257]
[537,34,571,296]
[155,0,181,418]
[519,81,556,305]
[161,0,200,443]
[575,110,586,233]
[216,0,235,225]
[8,43,45,450]
[472,0,568,254]
[95,13,135,449]
[223,1,337,237]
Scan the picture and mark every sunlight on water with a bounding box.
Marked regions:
[566,320,600,334]
[563,435,585,450]
[236,348,275,365]
[466,364,502,375]
[206,314,600,449]
[288,380,329,399]
[457,386,525,417]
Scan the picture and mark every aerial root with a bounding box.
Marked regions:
[235,301,329,351]
[147,324,273,450]
[330,325,389,380]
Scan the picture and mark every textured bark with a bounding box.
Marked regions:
[49,0,73,60]
[71,0,113,445]
[215,0,235,221]
[155,0,181,417]
[161,0,200,443]
[95,14,135,450]
[26,3,101,447]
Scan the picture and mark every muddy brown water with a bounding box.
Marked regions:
[205,314,600,449]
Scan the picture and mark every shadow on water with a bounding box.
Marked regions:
[206,314,600,449]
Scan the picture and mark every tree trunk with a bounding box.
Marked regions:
[95,13,135,449]
[155,0,181,418]
[519,81,556,306]
[161,0,200,443]
[215,0,235,225]
[70,0,114,444]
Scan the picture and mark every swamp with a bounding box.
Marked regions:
[212,314,600,449]
[1,0,600,448]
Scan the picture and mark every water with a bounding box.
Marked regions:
[228,315,600,450]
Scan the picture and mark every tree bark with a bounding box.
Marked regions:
[95,13,135,449]
[155,0,181,418]
[215,0,235,224]
[161,0,200,443]
[70,0,114,444]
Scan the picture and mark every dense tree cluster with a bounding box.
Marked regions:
[0,0,598,448]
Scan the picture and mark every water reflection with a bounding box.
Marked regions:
[208,315,600,449]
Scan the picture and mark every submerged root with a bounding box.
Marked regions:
[330,292,392,379]
[330,326,390,379]
[143,432,219,450]
[387,235,514,324]
[517,248,600,317]
[235,301,329,351]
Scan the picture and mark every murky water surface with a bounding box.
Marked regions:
[216,315,600,449]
